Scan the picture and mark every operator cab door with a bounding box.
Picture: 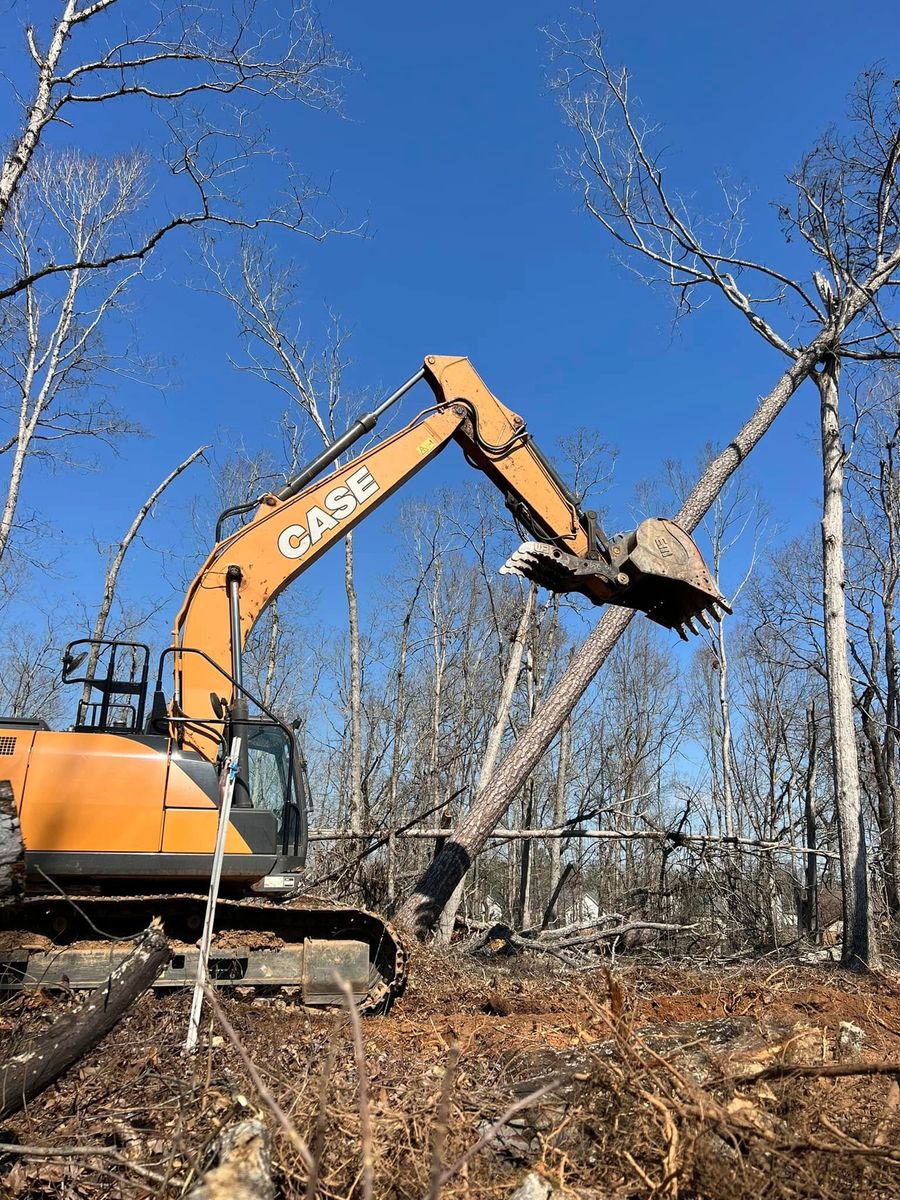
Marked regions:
[245,722,306,861]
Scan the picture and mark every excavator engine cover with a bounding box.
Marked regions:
[503,518,730,638]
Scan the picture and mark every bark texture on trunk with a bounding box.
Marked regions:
[185,1120,274,1200]
[344,531,365,836]
[817,355,879,969]
[0,4,76,229]
[0,780,23,898]
[0,923,170,1118]
[397,346,822,937]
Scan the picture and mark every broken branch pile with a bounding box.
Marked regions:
[2,955,899,1198]
[467,914,700,965]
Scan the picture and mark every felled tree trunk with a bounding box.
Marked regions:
[186,1120,275,1200]
[397,345,826,938]
[0,923,170,1118]
[0,780,23,898]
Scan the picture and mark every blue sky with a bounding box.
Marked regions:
[4,0,899,664]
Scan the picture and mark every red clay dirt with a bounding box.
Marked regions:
[2,951,900,1198]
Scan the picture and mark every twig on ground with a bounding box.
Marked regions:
[0,1141,170,1186]
[201,983,314,1173]
[734,1060,900,1084]
[304,1029,337,1200]
[337,976,374,1200]
[438,1079,562,1187]
[429,1044,460,1200]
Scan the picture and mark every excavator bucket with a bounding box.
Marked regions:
[501,518,730,639]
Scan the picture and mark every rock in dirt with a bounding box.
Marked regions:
[508,1171,558,1199]
[837,1021,865,1061]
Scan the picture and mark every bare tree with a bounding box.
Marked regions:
[0,1,347,298]
[0,615,67,724]
[80,445,208,705]
[815,354,879,964]
[434,583,536,941]
[397,37,900,952]
[0,151,149,563]
[214,245,370,833]
[847,380,900,915]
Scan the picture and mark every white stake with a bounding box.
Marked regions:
[185,736,242,1053]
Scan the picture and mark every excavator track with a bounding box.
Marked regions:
[0,893,407,1014]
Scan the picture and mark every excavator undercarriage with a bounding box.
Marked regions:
[0,893,406,1012]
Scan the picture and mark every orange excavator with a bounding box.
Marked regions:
[0,356,727,1009]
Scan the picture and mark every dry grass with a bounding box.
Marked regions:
[3,949,900,1198]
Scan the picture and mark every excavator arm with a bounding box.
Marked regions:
[172,356,727,753]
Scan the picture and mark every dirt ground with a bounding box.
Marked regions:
[3,950,900,1198]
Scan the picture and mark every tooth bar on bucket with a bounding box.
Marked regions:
[501,517,731,640]
[0,894,408,1014]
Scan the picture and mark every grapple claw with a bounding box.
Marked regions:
[501,518,729,638]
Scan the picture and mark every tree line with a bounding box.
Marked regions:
[0,6,899,966]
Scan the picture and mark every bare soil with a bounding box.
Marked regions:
[2,950,900,1198]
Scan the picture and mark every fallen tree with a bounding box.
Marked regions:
[0,922,170,1119]
[397,56,900,946]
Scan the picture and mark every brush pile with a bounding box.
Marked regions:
[2,952,900,1198]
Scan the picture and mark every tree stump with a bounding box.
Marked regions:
[0,780,23,898]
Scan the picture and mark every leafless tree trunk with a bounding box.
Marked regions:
[345,532,365,835]
[80,445,207,703]
[0,153,148,564]
[435,585,534,941]
[800,701,819,937]
[0,1,76,227]
[547,717,571,920]
[0,3,346,297]
[262,603,281,711]
[716,619,736,842]
[0,923,170,1119]
[816,355,879,967]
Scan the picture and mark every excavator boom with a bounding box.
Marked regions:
[174,355,727,742]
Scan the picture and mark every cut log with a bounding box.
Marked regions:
[0,780,23,898]
[186,1120,275,1200]
[0,922,170,1118]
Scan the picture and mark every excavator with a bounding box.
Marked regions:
[0,356,728,1010]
